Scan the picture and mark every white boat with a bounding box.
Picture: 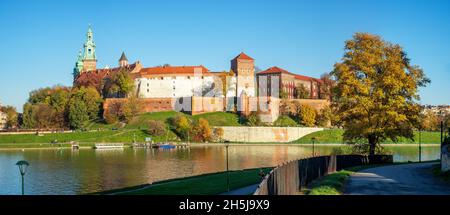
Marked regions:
[94,143,124,149]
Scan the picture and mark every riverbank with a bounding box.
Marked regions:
[97,167,272,195]
[0,142,441,150]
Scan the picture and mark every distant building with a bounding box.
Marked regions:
[0,104,7,130]
[72,25,328,123]
[422,105,450,117]
[257,66,321,99]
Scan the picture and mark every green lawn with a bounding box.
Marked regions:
[0,129,178,146]
[100,167,272,195]
[295,129,441,144]
[0,111,242,146]
[192,112,241,126]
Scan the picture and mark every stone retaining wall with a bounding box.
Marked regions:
[216,126,323,143]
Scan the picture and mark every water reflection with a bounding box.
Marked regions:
[0,144,440,195]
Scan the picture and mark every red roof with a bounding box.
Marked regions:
[75,63,138,83]
[138,65,210,76]
[258,66,320,82]
[232,52,254,61]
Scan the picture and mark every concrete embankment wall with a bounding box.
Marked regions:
[216,126,323,143]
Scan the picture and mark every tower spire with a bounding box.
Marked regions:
[81,24,97,71]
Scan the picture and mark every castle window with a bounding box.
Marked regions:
[187,76,190,79]
[160,77,163,80]
[147,89,149,93]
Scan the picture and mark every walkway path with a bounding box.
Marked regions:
[220,184,259,195]
[345,162,450,195]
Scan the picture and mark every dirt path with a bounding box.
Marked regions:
[345,162,450,195]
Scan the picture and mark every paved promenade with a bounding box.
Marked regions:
[345,162,450,195]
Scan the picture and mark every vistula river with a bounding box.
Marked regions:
[0,144,441,195]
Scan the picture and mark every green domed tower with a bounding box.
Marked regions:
[82,25,97,71]
[73,49,84,79]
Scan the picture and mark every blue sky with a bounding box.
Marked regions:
[0,0,449,111]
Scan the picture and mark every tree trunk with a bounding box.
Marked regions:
[368,135,377,156]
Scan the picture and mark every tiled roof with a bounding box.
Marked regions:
[74,63,138,83]
[232,52,254,61]
[257,66,320,82]
[138,65,210,75]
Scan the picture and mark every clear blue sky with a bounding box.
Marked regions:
[0,0,449,111]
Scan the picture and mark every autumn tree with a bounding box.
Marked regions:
[319,73,335,101]
[332,33,430,155]
[294,84,310,99]
[213,127,224,142]
[316,106,332,127]
[169,114,191,139]
[147,120,166,136]
[193,118,212,142]
[1,106,18,129]
[298,104,316,127]
[420,111,439,131]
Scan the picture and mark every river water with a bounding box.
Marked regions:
[0,144,440,195]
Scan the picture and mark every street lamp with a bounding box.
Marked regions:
[225,142,230,192]
[16,160,29,195]
[311,137,316,157]
[419,129,422,163]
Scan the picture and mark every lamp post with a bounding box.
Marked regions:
[225,142,230,192]
[16,160,29,195]
[419,129,422,163]
[311,137,316,157]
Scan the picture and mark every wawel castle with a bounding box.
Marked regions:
[73,26,328,123]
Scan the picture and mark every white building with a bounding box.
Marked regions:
[134,65,237,99]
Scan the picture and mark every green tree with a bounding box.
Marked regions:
[69,86,102,126]
[22,103,37,129]
[332,33,430,155]
[294,84,310,99]
[298,104,316,127]
[68,98,89,129]
[105,69,135,98]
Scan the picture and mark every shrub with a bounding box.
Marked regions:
[147,120,166,136]
[274,115,298,127]
[298,104,316,127]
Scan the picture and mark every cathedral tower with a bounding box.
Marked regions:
[231,52,255,97]
[82,25,97,72]
[119,52,128,67]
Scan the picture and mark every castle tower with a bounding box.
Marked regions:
[82,25,97,71]
[73,49,84,79]
[231,52,255,97]
[119,52,128,67]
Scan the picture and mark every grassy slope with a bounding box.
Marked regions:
[0,111,241,145]
[101,168,271,195]
[295,129,441,144]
